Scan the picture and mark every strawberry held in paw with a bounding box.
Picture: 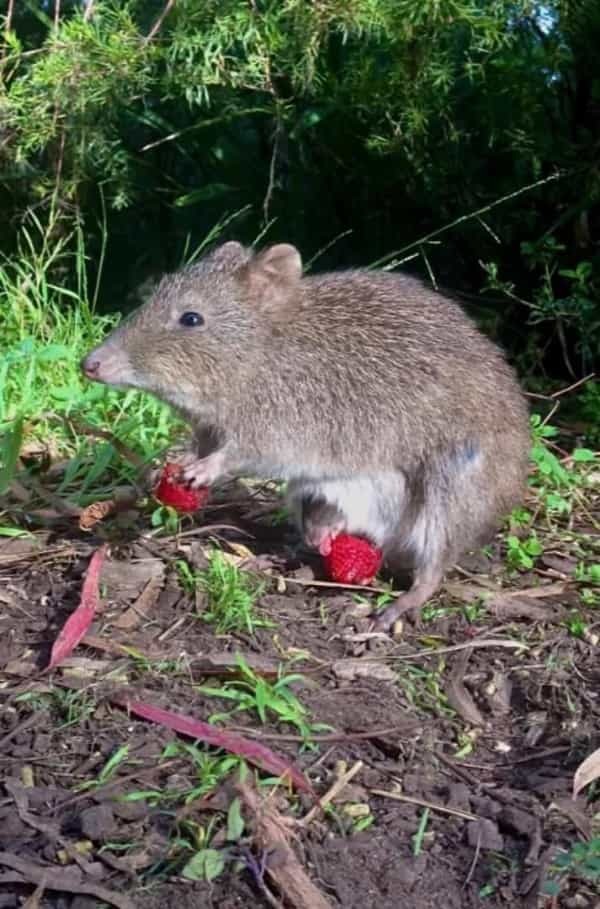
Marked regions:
[323,533,383,585]
[154,462,210,513]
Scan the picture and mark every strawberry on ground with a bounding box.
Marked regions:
[153,462,210,513]
[323,533,383,585]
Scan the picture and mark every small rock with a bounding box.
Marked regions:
[71,898,105,909]
[0,811,27,846]
[112,798,149,822]
[446,783,471,812]
[0,895,18,908]
[565,896,591,909]
[79,803,117,841]
[466,818,504,851]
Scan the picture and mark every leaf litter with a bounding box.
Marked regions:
[0,469,599,908]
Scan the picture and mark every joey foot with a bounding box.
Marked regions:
[371,571,442,631]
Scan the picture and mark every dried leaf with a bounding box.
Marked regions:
[112,575,163,630]
[112,695,314,795]
[227,542,256,560]
[573,746,600,797]
[46,545,108,671]
[488,595,565,622]
[79,499,117,531]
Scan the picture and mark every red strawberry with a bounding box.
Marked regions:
[153,462,210,513]
[323,533,383,585]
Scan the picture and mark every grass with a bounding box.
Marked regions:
[177,550,271,635]
[198,653,330,743]
[14,687,96,729]
[0,216,181,509]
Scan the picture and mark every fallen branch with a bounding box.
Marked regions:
[0,853,134,909]
[236,780,334,909]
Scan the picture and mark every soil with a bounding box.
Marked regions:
[1,479,599,909]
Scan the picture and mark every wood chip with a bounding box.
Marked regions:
[0,852,134,909]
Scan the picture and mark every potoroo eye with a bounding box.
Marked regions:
[179,311,204,328]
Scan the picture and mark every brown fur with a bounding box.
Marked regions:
[82,241,531,628]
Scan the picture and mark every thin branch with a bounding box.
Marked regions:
[550,372,595,398]
[2,0,15,63]
[54,0,61,30]
[263,114,282,225]
[83,0,95,22]
[5,0,15,37]
[144,0,175,44]
[371,171,570,269]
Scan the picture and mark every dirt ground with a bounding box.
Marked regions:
[1,480,599,909]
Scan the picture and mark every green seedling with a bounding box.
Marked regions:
[462,600,486,623]
[180,550,271,634]
[510,507,533,527]
[506,533,543,570]
[75,745,134,792]
[412,808,430,856]
[421,599,485,624]
[581,588,599,607]
[354,589,395,612]
[397,663,454,718]
[269,507,290,526]
[529,416,598,520]
[578,561,600,606]
[421,604,451,622]
[454,731,477,759]
[160,741,242,804]
[561,611,588,640]
[151,504,181,535]
[14,688,96,729]
[543,838,600,897]
[181,848,225,882]
[198,653,330,744]
[575,563,600,586]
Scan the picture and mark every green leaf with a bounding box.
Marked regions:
[524,537,542,556]
[175,184,236,207]
[0,526,32,537]
[36,344,70,362]
[98,744,129,782]
[0,416,24,495]
[181,848,225,881]
[226,797,244,841]
[573,448,596,463]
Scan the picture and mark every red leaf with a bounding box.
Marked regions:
[112,695,314,796]
[46,544,108,671]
